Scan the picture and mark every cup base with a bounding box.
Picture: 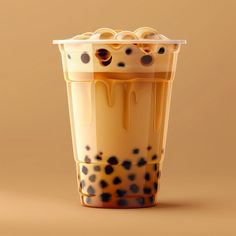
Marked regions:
[80,193,158,208]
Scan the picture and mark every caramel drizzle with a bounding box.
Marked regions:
[90,79,166,132]
[153,82,165,133]
[123,82,137,130]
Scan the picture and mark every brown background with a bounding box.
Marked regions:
[0,0,236,235]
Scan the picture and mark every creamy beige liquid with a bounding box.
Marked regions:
[65,73,173,208]
[58,31,180,207]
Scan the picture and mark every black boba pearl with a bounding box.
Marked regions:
[113,176,122,185]
[158,47,165,54]
[153,182,158,191]
[100,193,111,202]
[117,62,125,67]
[95,155,102,161]
[107,156,119,165]
[85,145,90,151]
[116,189,127,197]
[153,163,158,171]
[149,196,155,203]
[125,48,132,55]
[87,185,95,195]
[82,166,88,175]
[147,146,152,150]
[157,171,161,178]
[67,54,71,59]
[105,165,114,175]
[84,155,91,163]
[101,57,112,66]
[143,187,152,194]
[140,55,153,66]
[152,154,157,160]
[130,184,139,193]
[117,199,128,206]
[97,48,109,58]
[100,180,108,188]
[128,174,136,181]
[89,174,96,182]
[136,197,145,205]
[133,148,139,154]
[144,172,150,181]
[80,179,86,189]
[93,165,101,172]
[122,160,132,170]
[81,52,90,64]
[85,197,92,204]
[99,152,103,155]
[137,158,147,167]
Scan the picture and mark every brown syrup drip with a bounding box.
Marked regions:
[90,78,166,132]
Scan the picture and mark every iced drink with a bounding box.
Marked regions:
[53,27,186,208]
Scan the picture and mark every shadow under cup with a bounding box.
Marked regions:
[55,41,183,208]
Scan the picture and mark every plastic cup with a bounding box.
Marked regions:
[53,34,186,208]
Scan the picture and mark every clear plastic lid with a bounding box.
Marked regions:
[53,39,186,45]
[53,27,186,45]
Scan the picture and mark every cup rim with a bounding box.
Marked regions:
[53,39,187,45]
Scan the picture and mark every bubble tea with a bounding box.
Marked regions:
[53,27,186,208]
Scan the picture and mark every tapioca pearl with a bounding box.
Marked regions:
[149,196,155,204]
[105,165,114,175]
[95,155,102,161]
[157,171,161,178]
[117,199,128,206]
[87,185,95,195]
[100,193,112,202]
[81,52,90,64]
[137,158,147,167]
[143,187,152,194]
[128,174,136,181]
[136,197,145,205]
[80,179,86,189]
[96,48,111,60]
[140,55,153,66]
[107,156,119,165]
[99,180,108,188]
[92,28,116,40]
[67,54,71,59]
[101,57,112,66]
[125,48,132,55]
[144,172,151,181]
[113,176,122,185]
[130,184,139,193]
[115,31,138,40]
[122,160,132,170]
[99,152,103,155]
[84,155,91,163]
[143,47,151,53]
[147,146,152,151]
[89,174,96,182]
[116,189,127,197]
[153,182,158,191]
[82,166,88,175]
[158,47,165,54]
[93,165,101,172]
[152,154,157,160]
[85,145,90,151]
[117,62,125,67]
[132,148,139,154]
[85,197,92,204]
[134,27,159,39]
[153,163,158,171]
